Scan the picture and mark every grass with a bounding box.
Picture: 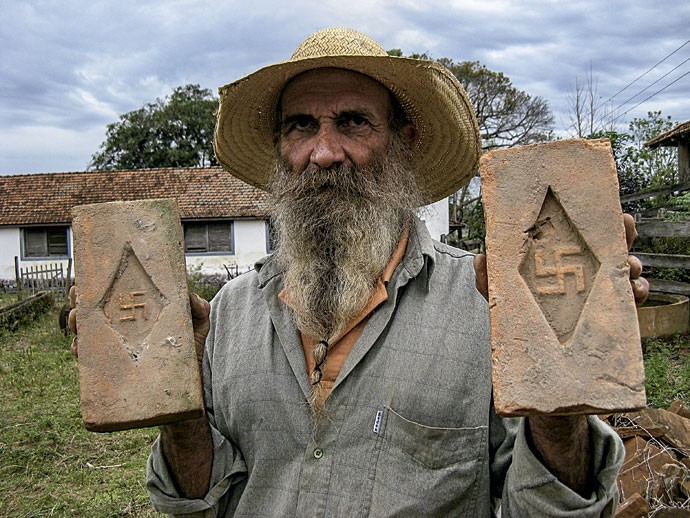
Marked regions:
[0,300,688,516]
[642,333,690,408]
[0,303,160,517]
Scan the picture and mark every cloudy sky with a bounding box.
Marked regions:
[2,0,689,175]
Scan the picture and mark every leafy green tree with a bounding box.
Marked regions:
[589,111,678,214]
[623,111,677,189]
[90,84,218,170]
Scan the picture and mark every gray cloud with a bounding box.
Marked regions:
[2,0,689,174]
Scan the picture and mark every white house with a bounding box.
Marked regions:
[0,167,449,284]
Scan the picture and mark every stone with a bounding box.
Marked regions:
[653,509,690,517]
[614,493,648,518]
[72,198,203,431]
[623,408,690,456]
[618,436,681,501]
[669,400,690,420]
[480,138,646,416]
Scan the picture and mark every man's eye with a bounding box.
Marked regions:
[343,115,369,128]
[284,118,316,133]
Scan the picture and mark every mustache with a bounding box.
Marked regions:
[273,162,379,201]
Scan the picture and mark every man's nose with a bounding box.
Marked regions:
[310,124,346,168]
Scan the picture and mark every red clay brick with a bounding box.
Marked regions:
[72,198,203,431]
[480,138,646,416]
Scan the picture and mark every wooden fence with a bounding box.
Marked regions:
[14,257,72,300]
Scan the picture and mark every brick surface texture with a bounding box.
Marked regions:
[480,138,646,416]
[72,199,203,431]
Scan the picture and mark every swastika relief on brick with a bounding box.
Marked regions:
[518,187,600,343]
[101,244,165,360]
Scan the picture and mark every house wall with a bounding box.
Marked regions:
[0,228,20,280]
[421,198,449,240]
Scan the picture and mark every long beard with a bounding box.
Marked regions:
[270,142,422,344]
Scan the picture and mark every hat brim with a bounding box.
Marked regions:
[214,55,480,205]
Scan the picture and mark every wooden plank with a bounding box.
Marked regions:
[635,252,690,269]
[648,278,690,296]
[620,180,690,203]
[636,220,690,238]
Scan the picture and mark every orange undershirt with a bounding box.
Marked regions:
[279,229,409,407]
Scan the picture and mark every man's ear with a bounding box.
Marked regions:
[400,123,418,147]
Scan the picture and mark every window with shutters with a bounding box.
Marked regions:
[183,221,233,254]
[22,227,70,258]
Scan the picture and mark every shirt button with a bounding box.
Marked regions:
[313,448,323,459]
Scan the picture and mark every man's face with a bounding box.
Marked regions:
[278,68,394,173]
[270,68,422,349]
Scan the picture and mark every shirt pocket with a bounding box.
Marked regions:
[369,407,487,517]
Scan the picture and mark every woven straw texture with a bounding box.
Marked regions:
[214,27,481,205]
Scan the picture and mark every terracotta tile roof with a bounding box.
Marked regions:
[646,120,690,148]
[0,167,272,226]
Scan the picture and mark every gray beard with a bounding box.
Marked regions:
[270,144,422,343]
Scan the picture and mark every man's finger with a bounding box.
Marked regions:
[70,336,78,358]
[628,255,643,279]
[623,213,638,251]
[632,277,650,306]
[474,254,489,302]
[190,293,211,321]
[68,308,77,334]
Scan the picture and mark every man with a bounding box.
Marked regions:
[143,28,648,516]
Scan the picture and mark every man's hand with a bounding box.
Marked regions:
[624,214,649,305]
[473,214,647,495]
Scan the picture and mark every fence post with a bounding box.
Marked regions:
[14,256,22,300]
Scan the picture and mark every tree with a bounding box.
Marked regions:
[566,64,616,138]
[589,111,678,214]
[90,84,218,170]
[444,59,554,150]
[623,111,677,189]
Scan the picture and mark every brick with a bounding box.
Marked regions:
[480,138,646,416]
[615,493,648,518]
[72,198,203,431]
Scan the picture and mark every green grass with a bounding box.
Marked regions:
[0,304,160,517]
[642,333,690,409]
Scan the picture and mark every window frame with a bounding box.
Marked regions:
[21,226,70,260]
[183,220,235,255]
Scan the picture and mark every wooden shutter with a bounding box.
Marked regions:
[24,229,47,257]
[208,222,231,252]
[184,223,208,252]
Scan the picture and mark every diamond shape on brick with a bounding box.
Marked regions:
[101,244,166,360]
[518,187,600,343]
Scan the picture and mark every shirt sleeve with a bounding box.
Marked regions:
[146,423,247,516]
[501,415,624,517]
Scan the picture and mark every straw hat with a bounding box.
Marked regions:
[214,27,481,205]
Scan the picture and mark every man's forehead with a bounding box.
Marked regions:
[280,68,392,113]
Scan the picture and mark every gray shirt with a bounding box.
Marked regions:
[147,217,624,517]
